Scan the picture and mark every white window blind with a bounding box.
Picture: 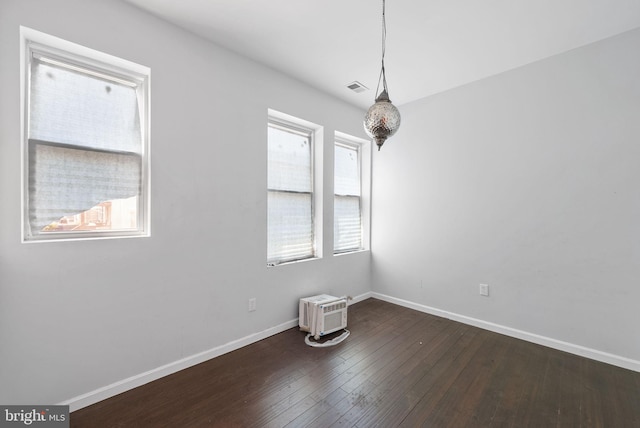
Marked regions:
[267,123,314,264]
[22,28,149,242]
[28,58,142,234]
[29,59,141,152]
[334,142,362,253]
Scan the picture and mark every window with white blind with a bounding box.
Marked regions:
[21,27,150,242]
[334,133,371,254]
[267,116,319,265]
[334,140,362,253]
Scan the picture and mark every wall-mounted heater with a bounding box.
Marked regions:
[299,294,348,340]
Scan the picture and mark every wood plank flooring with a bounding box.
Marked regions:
[71,298,640,427]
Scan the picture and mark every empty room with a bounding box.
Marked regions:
[1,0,639,426]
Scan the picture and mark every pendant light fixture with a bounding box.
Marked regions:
[364,0,401,151]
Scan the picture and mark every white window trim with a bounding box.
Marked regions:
[20,27,151,243]
[267,109,323,266]
[334,131,371,254]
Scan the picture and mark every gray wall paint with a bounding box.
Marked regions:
[372,28,640,363]
[0,0,372,404]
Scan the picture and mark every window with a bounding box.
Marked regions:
[267,112,322,265]
[21,27,150,241]
[334,133,371,254]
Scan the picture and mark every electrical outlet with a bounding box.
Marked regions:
[479,284,489,297]
[248,298,257,312]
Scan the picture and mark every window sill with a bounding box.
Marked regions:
[23,230,149,243]
[267,256,321,268]
[333,248,370,257]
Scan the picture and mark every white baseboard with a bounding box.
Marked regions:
[68,289,637,412]
[350,291,372,304]
[371,292,640,373]
[62,291,372,412]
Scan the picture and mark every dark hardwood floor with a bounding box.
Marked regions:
[71,298,640,427]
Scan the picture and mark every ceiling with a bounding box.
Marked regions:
[124,0,640,109]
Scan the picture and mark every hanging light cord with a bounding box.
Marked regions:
[375,0,389,98]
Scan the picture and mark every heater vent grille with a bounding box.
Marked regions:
[347,81,368,93]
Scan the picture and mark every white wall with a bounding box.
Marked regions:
[3,0,638,411]
[0,0,371,406]
[372,28,640,368]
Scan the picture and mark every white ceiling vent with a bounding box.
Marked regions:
[347,81,368,93]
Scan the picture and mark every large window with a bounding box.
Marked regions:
[21,27,150,241]
[267,113,321,265]
[334,133,370,254]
